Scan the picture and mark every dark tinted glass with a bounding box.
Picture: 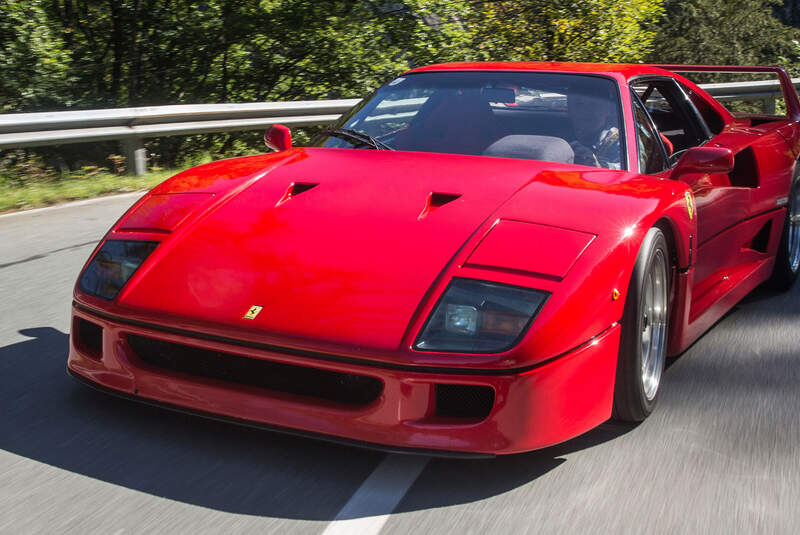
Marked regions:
[78,240,158,300]
[631,92,668,174]
[315,72,625,169]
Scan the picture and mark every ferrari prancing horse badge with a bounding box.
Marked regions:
[685,191,694,220]
[243,305,263,320]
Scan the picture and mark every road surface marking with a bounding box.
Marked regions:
[321,454,429,535]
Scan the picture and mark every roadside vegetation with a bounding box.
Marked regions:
[0,168,175,213]
[0,148,192,212]
[2,0,800,210]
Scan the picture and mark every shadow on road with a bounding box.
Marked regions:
[395,420,637,513]
[0,327,633,519]
[661,282,800,400]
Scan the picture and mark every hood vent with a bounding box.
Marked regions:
[276,182,319,206]
[418,192,461,220]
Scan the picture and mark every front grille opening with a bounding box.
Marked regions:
[74,317,103,359]
[126,335,383,406]
[435,384,494,420]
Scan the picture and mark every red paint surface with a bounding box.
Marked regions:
[118,193,214,233]
[264,124,293,152]
[465,220,596,279]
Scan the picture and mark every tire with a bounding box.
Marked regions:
[613,226,670,422]
[768,165,800,291]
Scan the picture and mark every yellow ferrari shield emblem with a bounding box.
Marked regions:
[243,305,263,320]
[685,191,694,220]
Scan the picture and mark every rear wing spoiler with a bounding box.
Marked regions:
[654,64,800,121]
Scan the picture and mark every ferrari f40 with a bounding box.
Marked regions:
[68,63,800,455]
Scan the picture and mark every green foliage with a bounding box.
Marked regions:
[0,0,74,111]
[471,0,665,63]
[0,150,59,187]
[0,167,178,213]
[649,0,800,68]
[3,0,478,109]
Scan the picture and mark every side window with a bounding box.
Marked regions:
[680,83,725,134]
[632,79,710,155]
[631,91,668,174]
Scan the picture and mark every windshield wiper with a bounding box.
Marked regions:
[321,128,394,150]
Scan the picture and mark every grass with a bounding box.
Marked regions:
[0,168,180,213]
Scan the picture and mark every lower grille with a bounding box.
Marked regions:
[126,335,383,406]
[435,384,494,419]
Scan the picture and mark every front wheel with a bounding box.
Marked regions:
[613,227,670,422]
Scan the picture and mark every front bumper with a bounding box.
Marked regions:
[68,304,620,455]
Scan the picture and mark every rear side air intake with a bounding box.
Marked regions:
[729,148,758,188]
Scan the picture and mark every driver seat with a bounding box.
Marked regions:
[395,89,501,155]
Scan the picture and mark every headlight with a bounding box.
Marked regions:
[78,240,159,300]
[414,278,548,353]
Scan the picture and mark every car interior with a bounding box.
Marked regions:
[386,86,616,166]
[631,78,712,165]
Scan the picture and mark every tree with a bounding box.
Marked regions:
[649,0,800,67]
[468,0,665,63]
[0,0,73,111]
[9,0,476,110]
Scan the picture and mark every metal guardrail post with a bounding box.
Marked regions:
[122,137,147,176]
[764,95,777,114]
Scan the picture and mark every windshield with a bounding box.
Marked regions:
[315,71,625,169]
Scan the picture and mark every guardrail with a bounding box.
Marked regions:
[1,79,798,175]
[0,100,360,175]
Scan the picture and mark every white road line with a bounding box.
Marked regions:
[0,191,145,220]
[321,454,429,535]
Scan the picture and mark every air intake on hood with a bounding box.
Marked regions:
[276,182,319,206]
[418,192,461,220]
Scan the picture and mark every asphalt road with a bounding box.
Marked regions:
[1,194,799,534]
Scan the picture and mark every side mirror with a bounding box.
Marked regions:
[672,146,734,180]
[264,124,292,152]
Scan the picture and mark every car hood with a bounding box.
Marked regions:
[118,148,588,351]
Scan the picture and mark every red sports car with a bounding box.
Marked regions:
[68,62,800,455]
